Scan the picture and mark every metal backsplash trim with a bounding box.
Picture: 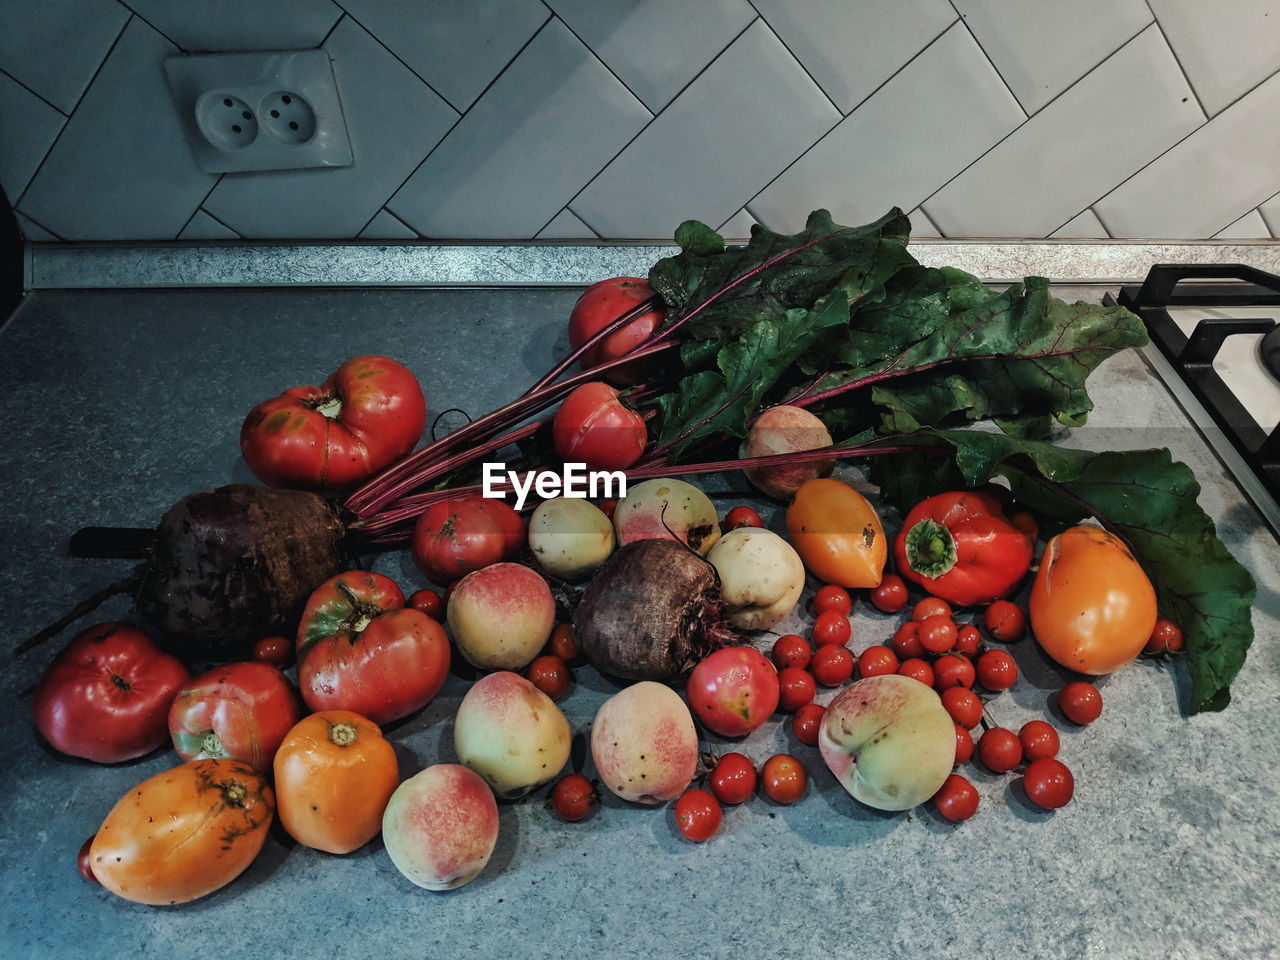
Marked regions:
[25,238,1280,289]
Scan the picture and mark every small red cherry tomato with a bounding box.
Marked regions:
[1059,682,1103,724]
[912,597,952,622]
[725,506,764,531]
[408,589,443,620]
[933,654,976,690]
[761,754,807,804]
[674,789,722,842]
[857,645,899,679]
[933,773,979,822]
[898,657,935,687]
[251,635,293,669]
[953,624,982,658]
[918,614,957,654]
[1145,617,1184,655]
[771,634,812,671]
[978,727,1022,773]
[791,703,825,746]
[983,601,1026,642]
[709,753,757,805]
[954,724,974,765]
[777,667,816,712]
[1018,720,1060,761]
[812,610,851,648]
[868,573,909,614]
[525,655,571,702]
[546,622,583,664]
[77,837,97,884]
[550,773,599,822]
[941,686,983,729]
[891,621,924,659]
[1022,758,1074,810]
[811,645,855,687]
[976,650,1018,692]
[813,585,853,616]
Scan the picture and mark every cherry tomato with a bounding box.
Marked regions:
[868,573,909,614]
[674,789,722,842]
[791,703,825,746]
[918,614,957,654]
[547,622,583,664]
[933,654,976,690]
[553,381,648,471]
[954,724,974,765]
[976,650,1018,692]
[408,589,444,620]
[761,754,807,804]
[550,773,599,822]
[1022,758,1075,810]
[984,600,1026,642]
[891,621,924,659]
[777,667,816,712]
[709,753,757,805]
[813,610,852,647]
[954,624,982,659]
[857,645,899,679]
[1145,617,1184,655]
[898,657,934,686]
[1018,720,1060,761]
[811,645,854,687]
[978,727,1022,773]
[725,506,764,530]
[772,634,812,671]
[525,655,572,702]
[912,597,952,622]
[1059,682,1103,724]
[813,585,853,616]
[933,773,979,822]
[251,634,293,669]
[77,836,97,884]
[942,686,983,729]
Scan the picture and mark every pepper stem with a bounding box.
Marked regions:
[904,518,959,579]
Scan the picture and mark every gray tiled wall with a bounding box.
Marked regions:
[2,0,1279,242]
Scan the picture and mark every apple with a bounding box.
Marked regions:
[454,671,571,799]
[382,763,498,891]
[591,681,698,804]
[818,674,955,811]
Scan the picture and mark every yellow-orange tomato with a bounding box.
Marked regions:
[273,710,399,854]
[785,478,886,589]
[1030,525,1157,675]
[90,758,273,905]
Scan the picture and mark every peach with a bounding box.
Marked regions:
[612,478,721,555]
[382,763,499,891]
[591,681,698,804]
[818,674,955,811]
[706,527,805,630]
[528,497,615,579]
[447,562,555,670]
[454,671,571,799]
[740,405,834,500]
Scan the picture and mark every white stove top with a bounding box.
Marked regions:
[1167,303,1280,433]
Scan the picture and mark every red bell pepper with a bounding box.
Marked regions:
[893,491,1033,606]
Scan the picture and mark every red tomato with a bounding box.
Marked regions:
[408,589,443,620]
[32,623,191,764]
[296,571,450,725]
[77,836,97,884]
[978,727,1022,773]
[777,667,816,712]
[552,381,648,471]
[912,597,952,622]
[725,506,764,530]
[891,621,924,659]
[1059,682,1103,724]
[709,753,758,805]
[868,573,909,614]
[525,655,572,702]
[898,657,935,686]
[251,635,293,669]
[933,773,979,822]
[791,703,825,746]
[857,645,899,679]
[550,773,599,822]
[954,624,982,659]
[1018,721,1060,761]
[687,646,780,736]
[811,645,854,687]
[1022,758,1074,809]
[411,495,524,583]
[240,355,425,491]
[941,687,983,729]
[918,614,957,654]
[168,662,301,771]
[954,724,974,765]
[984,600,1027,642]
[1145,617,1184,655]
[933,654,976,690]
[674,789,722,842]
[813,585,853,616]
[546,622,583,664]
[976,650,1018,691]
[597,499,618,518]
[812,610,852,647]
[761,754,807,804]
[568,277,665,385]
[771,634,812,671]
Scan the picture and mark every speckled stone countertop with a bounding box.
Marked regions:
[1,283,1276,960]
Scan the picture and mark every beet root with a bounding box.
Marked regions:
[573,539,729,682]
[136,484,346,658]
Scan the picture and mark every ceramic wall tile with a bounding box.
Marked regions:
[1260,195,1280,237]
[1050,209,1109,239]
[536,209,598,239]
[1150,0,1280,116]
[717,207,757,239]
[0,0,128,112]
[0,71,65,200]
[178,209,238,239]
[908,208,941,238]
[359,209,418,239]
[125,0,341,54]
[1212,210,1271,239]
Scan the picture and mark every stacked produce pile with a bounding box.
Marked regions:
[22,208,1253,904]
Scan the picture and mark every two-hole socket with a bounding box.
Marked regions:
[195,90,317,151]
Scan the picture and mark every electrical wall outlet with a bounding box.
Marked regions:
[165,50,353,174]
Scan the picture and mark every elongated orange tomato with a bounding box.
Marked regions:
[90,758,274,905]
[274,710,399,854]
[1030,525,1157,675]
[786,478,887,588]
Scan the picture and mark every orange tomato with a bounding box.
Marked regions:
[785,478,886,588]
[90,758,274,905]
[273,710,399,854]
[1030,525,1157,675]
